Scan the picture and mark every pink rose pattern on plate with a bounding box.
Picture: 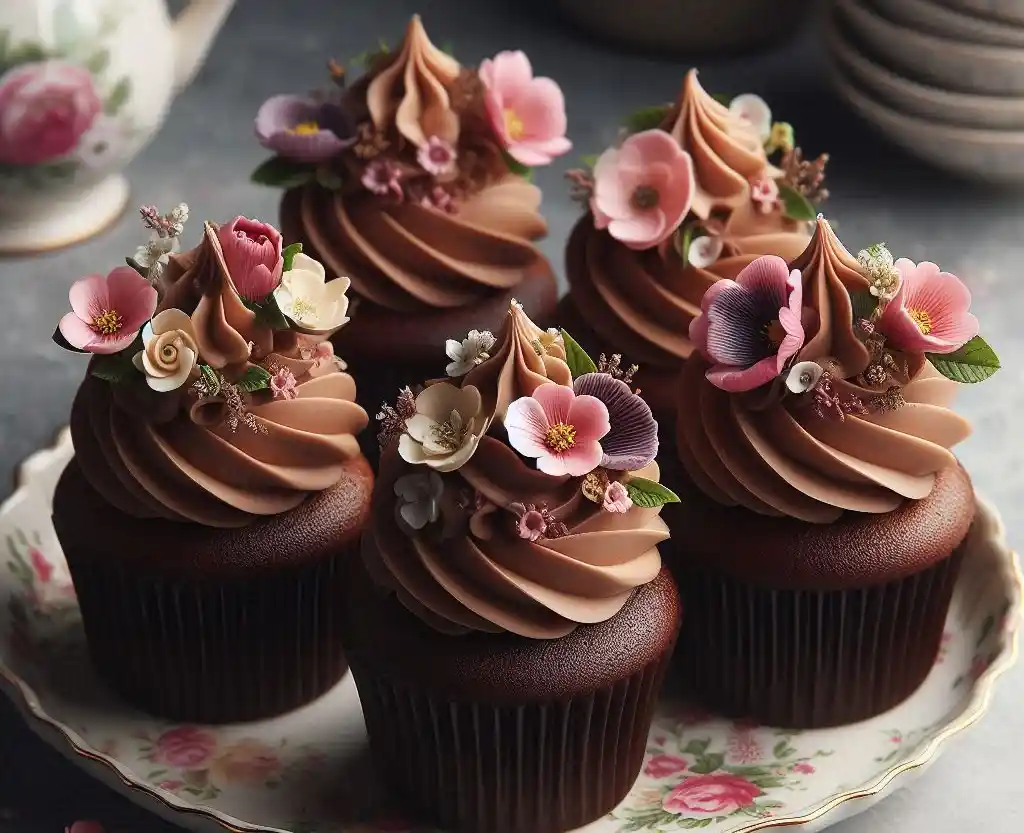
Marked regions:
[0,27,134,185]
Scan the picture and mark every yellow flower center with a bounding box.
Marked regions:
[291,297,317,320]
[290,121,321,135]
[545,422,577,453]
[92,309,123,335]
[909,308,932,334]
[504,108,525,140]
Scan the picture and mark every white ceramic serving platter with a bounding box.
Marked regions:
[1,429,1020,833]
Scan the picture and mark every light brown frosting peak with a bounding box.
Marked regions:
[365,441,668,639]
[566,70,810,372]
[676,219,972,523]
[463,301,571,421]
[70,226,369,528]
[366,14,462,148]
[286,176,549,313]
[662,69,777,218]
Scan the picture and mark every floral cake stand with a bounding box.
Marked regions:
[1,429,1020,833]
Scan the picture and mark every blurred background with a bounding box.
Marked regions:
[1,0,1022,831]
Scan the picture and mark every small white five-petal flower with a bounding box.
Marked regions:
[393,471,445,530]
[445,329,496,377]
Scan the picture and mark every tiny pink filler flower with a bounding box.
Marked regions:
[58,267,158,354]
[591,129,694,251]
[505,382,610,477]
[877,259,979,354]
[479,50,571,166]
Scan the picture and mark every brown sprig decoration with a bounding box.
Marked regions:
[376,386,416,449]
[597,353,638,386]
[812,372,868,422]
[781,148,829,204]
[565,168,594,207]
[352,122,389,160]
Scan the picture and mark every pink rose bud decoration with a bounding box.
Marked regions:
[217,216,283,302]
[479,50,571,167]
[58,267,158,354]
[591,129,694,251]
[877,259,979,355]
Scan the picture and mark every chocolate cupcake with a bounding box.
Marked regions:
[343,302,682,833]
[666,216,999,727]
[563,70,829,421]
[252,16,569,434]
[50,206,371,723]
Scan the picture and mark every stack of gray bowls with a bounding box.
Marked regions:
[827,0,1024,183]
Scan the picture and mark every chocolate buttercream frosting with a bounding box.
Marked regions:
[566,70,813,369]
[280,16,551,315]
[70,224,368,528]
[676,218,973,523]
[363,304,670,638]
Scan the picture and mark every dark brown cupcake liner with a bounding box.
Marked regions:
[672,545,965,728]
[349,643,674,833]
[67,543,354,723]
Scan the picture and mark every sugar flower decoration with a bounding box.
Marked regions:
[877,260,979,355]
[505,382,610,477]
[573,372,658,471]
[786,361,824,394]
[362,158,403,199]
[58,267,158,354]
[750,175,780,214]
[858,242,902,299]
[445,329,496,377]
[688,234,724,269]
[766,121,795,155]
[603,480,633,513]
[399,383,484,472]
[255,94,356,163]
[269,367,299,400]
[690,255,807,393]
[479,50,571,166]
[394,471,445,530]
[132,309,199,392]
[273,254,351,335]
[516,505,547,541]
[591,129,694,251]
[218,216,283,302]
[729,93,772,142]
[417,135,457,176]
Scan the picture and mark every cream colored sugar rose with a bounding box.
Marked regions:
[132,308,199,392]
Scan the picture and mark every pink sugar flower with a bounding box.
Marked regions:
[877,259,979,355]
[750,175,780,214]
[362,158,403,200]
[66,822,106,833]
[217,216,283,301]
[603,480,633,513]
[417,135,457,176]
[58,266,157,354]
[689,255,807,393]
[479,50,571,167]
[517,507,547,541]
[269,367,298,400]
[591,129,694,251]
[505,382,610,477]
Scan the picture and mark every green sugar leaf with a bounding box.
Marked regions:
[250,156,316,189]
[624,104,670,134]
[927,336,1000,384]
[238,365,272,393]
[778,182,817,222]
[559,329,597,378]
[625,476,680,509]
[282,242,302,272]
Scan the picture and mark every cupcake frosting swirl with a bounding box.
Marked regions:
[70,223,368,528]
[363,303,669,638]
[677,218,973,523]
[282,177,549,313]
[566,70,812,369]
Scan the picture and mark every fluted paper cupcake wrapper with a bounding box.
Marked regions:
[68,548,352,724]
[350,647,674,833]
[673,548,965,729]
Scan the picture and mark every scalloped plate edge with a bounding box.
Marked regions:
[0,427,1021,833]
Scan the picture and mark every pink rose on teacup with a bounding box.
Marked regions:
[149,726,218,770]
[663,774,762,817]
[644,754,689,779]
[0,61,102,166]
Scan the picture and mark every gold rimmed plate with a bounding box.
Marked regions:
[1,429,1020,833]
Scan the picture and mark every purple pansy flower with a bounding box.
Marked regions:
[254,94,356,163]
[573,372,658,471]
[689,255,807,393]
